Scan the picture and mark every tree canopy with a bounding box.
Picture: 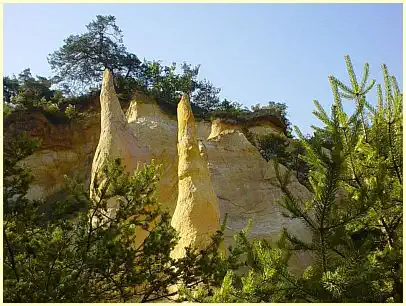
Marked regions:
[45,14,292,130]
[3,68,63,112]
[48,15,141,92]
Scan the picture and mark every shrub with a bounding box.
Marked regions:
[43,102,60,113]
[3,102,14,117]
[64,104,78,119]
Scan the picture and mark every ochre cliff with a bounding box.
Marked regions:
[5,74,312,272]
[4,109,100,200]
[170,95,221,259]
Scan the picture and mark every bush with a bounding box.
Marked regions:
[64,104,78,119]
[3,102,14,117]
[211,100,289,135]
[249,132,309,186]
[43,102,60,113]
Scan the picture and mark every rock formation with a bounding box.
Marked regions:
[90,69,148,198]
[8,75,313,272]
[89,69,150,246]
[205,119,313,274]
[126,92,181,215]
[170,95,221,259]
[4,109,101,200]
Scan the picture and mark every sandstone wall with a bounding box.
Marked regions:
[5,110,101,200]
[6,88,313,272]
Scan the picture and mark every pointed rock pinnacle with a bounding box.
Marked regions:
[171,94,221,259]
[90,69,150,247]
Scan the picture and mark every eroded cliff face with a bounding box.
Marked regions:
[90,70,150,200]
[170,95,221,258]
[89,70,153,247]
[5,110,101,200]
[6,77,312,271]
[205,121,312,252]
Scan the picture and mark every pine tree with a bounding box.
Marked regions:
[3,133,229,302]
[201,56,402,302]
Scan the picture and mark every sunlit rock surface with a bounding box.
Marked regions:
[170,95,221,259]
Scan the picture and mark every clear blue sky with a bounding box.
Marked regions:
[4,3,402,135]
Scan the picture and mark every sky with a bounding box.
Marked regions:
[3,3,403,135]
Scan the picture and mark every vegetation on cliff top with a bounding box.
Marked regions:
[4,15,290,135]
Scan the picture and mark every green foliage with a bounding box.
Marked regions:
[198,56,403,303]
[192,78,221,114]
[42,101,60,113]
[251,101,292,136]
[211,100,290,135]
[112,59,225,118]
[208,237,305,303]
[46,15,292,128]
[3,68,94,119]
[139,61,200,114]
[133,60,222,118]
[255,133,291,162]
[176,221,262,302]
[48,15,141,93]
[210,99,250,121]
[253,133,310,186]
[3,133,231,302]
[4,68,60,109]
[3,75,20,103]
[64,104,78,119]
[275,56,403,302]
[3,102,14,117]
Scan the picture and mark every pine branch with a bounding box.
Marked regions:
[387,120,402,185]
[363,79,376,94]
[277,177,317,231]
[329,76,353,95]
[313,100,331,125]
[359,63,370,90]
[3,230,20,283]
[382,64,393,104]
[344,55,359,93]
[74,176,111,283]
[391,75,400,95]
[377,84,383,110]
